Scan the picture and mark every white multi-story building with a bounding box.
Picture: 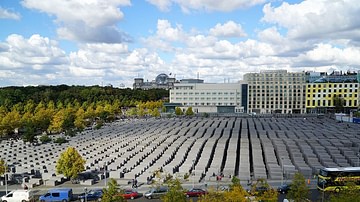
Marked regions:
[244,70,307,114]
[170,81,248,113]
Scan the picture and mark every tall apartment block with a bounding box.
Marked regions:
[244,70,307,114]
[305,71,359,114]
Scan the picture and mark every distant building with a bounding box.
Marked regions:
[133,73,177,90]
[169,80,248,114]
[305,71,359,114]
[244,70,307,114]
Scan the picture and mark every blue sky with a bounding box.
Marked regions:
[0,0,359,87]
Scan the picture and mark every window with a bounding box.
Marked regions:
[52,193,60,197]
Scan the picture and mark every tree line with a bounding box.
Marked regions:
[0,85,168,142]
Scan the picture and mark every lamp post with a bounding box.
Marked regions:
[84,187,88,202]
[281,157,284,186]
[104,162,107,188]
[192,160,195,188]
[4,162,8,195]
[321,181,325,202]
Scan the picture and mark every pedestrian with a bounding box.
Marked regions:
[134,178,138,188]
[132,179,135,188]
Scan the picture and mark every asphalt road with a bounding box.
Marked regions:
[1,188,325,202]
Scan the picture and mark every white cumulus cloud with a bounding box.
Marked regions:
[0,6,21,20]
[210,21,247,38]
[21,0,132,43]
[262,0,360,42]
[148,0,267,12]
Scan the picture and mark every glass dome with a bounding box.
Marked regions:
[155,73,169,84]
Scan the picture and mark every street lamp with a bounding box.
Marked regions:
[4,162,8,195]
[321,180,325,202]
[104,162,107,188]
[84,187,88,202]
[192,160,195,188]
[281,157,284,186]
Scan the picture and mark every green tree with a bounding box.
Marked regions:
[161,177,187,202]
[39,134,52,144]
[175,107,183,116]
[56,147,86,180]
[101,178,125,202]
[22,122,37,143]
[333,96,345,113]
[329,182,360,202]
[185,107,194,116]
[287,172,310,202]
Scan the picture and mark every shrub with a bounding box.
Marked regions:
[54,137,68,144]
[39,135,52,144]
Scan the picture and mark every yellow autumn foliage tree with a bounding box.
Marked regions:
[56,147,86,180]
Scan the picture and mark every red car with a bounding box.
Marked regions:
[185,188,207,197]
[122,189,142,200]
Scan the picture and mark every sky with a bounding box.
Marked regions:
[0,0,360,88]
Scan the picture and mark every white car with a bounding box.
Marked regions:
[1,190,34,202]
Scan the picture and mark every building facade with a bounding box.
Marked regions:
[244,70,307,114]
[306,73,359,114]
[170,82,247,113]
[133,73,176,90]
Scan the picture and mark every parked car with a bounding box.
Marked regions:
[1,190,34,202]
[39,188,73,202]
[277,184,291,194]
[185,188,207,197]
[78,189,103,202]
[122,189,143,200]
[144,187,168,199]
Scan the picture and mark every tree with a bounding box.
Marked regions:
[0,158,6,176]
[101,178,125,202]
[223,186,248,202]
[249,178,277,202]
[329,182,360,202]
[333,96,345,113]
[56,147,86,180]
[175,107,183,116]
[287,172,310,202]
[198,187,224,202]
[74,107,86,130]
[161,177,187,202]
[185,107,194,116]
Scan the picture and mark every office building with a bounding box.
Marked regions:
[169,81,248,113]
[244,70,307,114]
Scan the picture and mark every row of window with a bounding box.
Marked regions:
[308,88,358,93]
[248,81,304,84]
[249,85,305,89]
[307,83,358,88]
[172,92,239,95]
[251,105,304,109]
[251,101,304,105]
[250,94,305,97]
[249,90,305,93]
[307,94,357,98]
[175,97,237,100]
[182,103,239,106]
[307,100,358,107]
